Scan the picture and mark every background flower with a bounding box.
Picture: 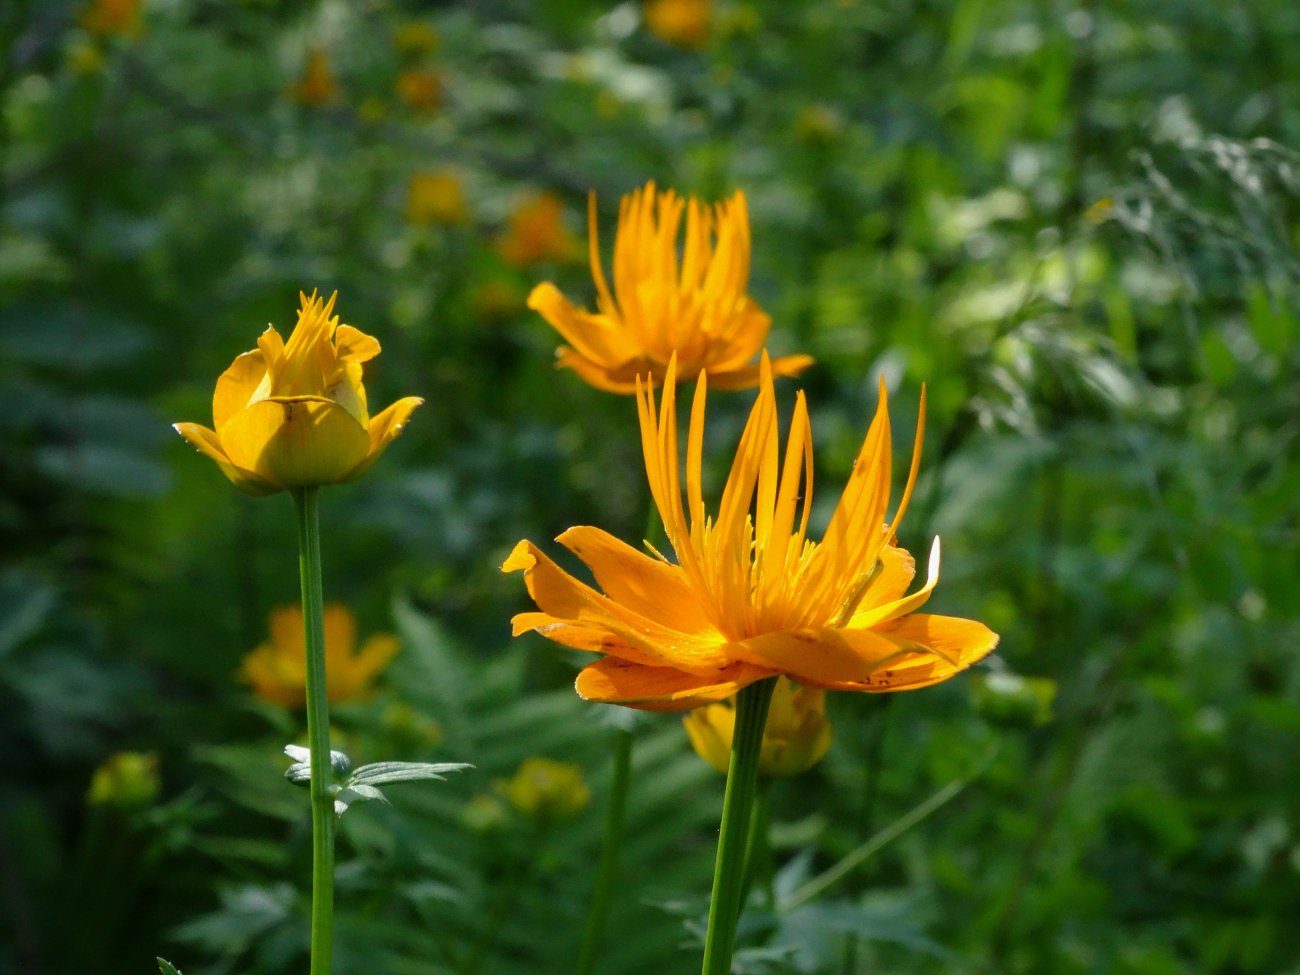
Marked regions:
[684,678,831,777]
[240,604,400,707]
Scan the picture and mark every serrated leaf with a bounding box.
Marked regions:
[334,784,388,816]
[348,761,473,787]
[157,959,183,975]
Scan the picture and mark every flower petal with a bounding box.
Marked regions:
[502,539,728,673]
[811,613,1000,693]
[849,537,938,628]
[729,626,911,686]
[213,349,269,430]
[575,657,773,712]
[555,347,640,394]
[704,353,815,391]
[556,526,715,636]
[529,283,638,367]
[220,398,372,490]
[173,421,278,495]
[345,396,424,481]
[334,324,381,364]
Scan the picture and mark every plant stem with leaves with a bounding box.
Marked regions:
[294,487,336,975]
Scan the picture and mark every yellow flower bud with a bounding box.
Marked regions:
[174,290,422,495]
[87,751,160,808]
[684,678,832,778]
[495,757,591,821]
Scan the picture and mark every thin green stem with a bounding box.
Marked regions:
[700,677,777,975]
[574,726,634,975]
[738,782,772,915]
[294,487,336,975]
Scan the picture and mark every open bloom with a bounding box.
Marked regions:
[643,0,711,48]
[527,181,812,393]
[174,291,422,495]
[503,355,998,711]
[497,193,581,268]
[685,678,831,777]
[241,604,400,707]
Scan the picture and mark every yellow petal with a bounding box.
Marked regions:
[213,349,269,430]
[220,398,372,490]
[811,614,1000,693]
[322,604,358,667]
[705,353,815,391]
[556,526,715,636]
[683,704,734,774]
[508,612,672,669]
[334,324,381,364]
[268,606,306,657]
[555,348,643,394]
[575,657,772,712]
[730,626,911,686]
[173,421,278,496]
[345,396,424,481]
[349,633,401,683]
[850,537,940,629]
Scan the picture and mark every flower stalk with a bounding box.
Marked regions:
[700,676,777,975]
[294,487,336,975]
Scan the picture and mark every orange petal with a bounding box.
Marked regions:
[705,353,815,391]
[220,398,372,490]
[173,421,278,495]
[502,539,728,673]
[528,283,637,367]
[730,626,912,686]
[555,347,639,394]
[575,657,773,712]
[810,614,1000,693]
[345,396,424,481]
[322,604,358,666]
[850,537,939,629]
[213,349,269,430]
[556,526,715,636]
[508,613,670,669]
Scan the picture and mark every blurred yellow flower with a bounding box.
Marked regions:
[289,49,340,106]
[528,181,811,394]
[241,604,400,707]
[497,192,581,268]
[393,21,440,59]
[505,355,998,710]
[396,68,444,112]
[88,751,160,808]
[643,0,710,48]
[684,678,831,777]
[496,757,591,820]
[174,290,422,495]
[406,169,468,226]
[80,0,141,37]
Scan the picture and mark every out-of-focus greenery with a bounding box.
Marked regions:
[2,0,1298,973]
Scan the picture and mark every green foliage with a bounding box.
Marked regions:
[2,0,1299,973]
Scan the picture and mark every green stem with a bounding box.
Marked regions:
[739,782,773,915]
[700,677,777,975]
[574,725,634,975]
[294,487,335,975]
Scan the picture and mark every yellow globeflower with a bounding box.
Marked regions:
[88,751,160,808]
[406,169,468,226]
[174,291,422,495]
[241,604,400,707]
[684,678,831,777]
[497,192,581,268]
[643,0,710,48]
[504,354,998,710]
[496,757,592,821]
[528,181,811,394]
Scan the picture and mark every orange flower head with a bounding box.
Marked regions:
[497,192,581,268]
[174,290,422,495]
[684,677,831,777]
[407,169,468,226]
[80,0,141,37]
[241,604,400,707]
[289,49,340,106]
[396,67,444,112]
[528,181,812,394]
[504,354,998,711]
[644,0,711,48]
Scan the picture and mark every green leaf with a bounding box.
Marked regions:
[157,958,183,975]
[333,784,389,816]
[348,761,473,787]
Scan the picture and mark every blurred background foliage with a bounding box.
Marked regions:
[1,0,1298,972]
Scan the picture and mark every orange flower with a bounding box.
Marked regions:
[80,0,141,37]
[504,355,998,711]
[241,605,400,707]
[174,291,422,495]
[396,68,444,112]
[643,0,710,48]
[528,181,811,393]
[406,169,468,226]
[289,49,340,106]
[497,192,581,268]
